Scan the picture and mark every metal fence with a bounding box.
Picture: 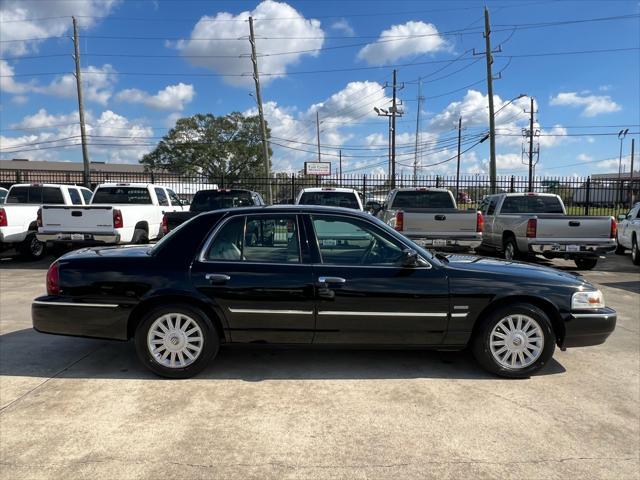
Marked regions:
[1,168,638,217]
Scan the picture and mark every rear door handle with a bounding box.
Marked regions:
[435,215,446,221]
[205,273,231,284]
[569,221,580,227]
[318,276,346,284]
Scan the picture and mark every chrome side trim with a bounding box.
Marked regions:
[318,311,447,317]
[450,313,469,318]
[571,313,615,318]
[33,300,119,308]
[228,308,313,315]
[453,305,469,310]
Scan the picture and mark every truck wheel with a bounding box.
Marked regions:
[615,237,626,255]
[574,257,598,270]
[503,237,519,261]
[135,304,219,379]
[132,228,149,244]
[632,236,640,266]
[471,303,555,378]
[19,233,46,260]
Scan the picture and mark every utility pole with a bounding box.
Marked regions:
[413,78,423,183]
[456,116,462,198]
[475,7,500,193]
[248,16,273,204]
[72,17,90,188]
[316,110,321,162]
[391,69,400,188]
[339,149,342,185]
[528,97,535,192]
[630,138,635,205]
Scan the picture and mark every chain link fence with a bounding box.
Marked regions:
[1,168,637,217]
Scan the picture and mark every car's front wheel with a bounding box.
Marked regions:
[19,233,46,260]
[134,304,219,378]
[574,257,598,270]
[632,235,640,266]
[472,303,556,378]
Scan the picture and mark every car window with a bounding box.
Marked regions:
[80,188,93,204]
[206,215,300,263]
[92,187,152,204]
[391,190,455,209]
[6,186,64,204]
[42,187,64,204]
[501,195,564,214]
[311,215,404,266]
[191,190,254,212]
[154,187,169,206]
[299,191,360,209]
[487,198,498,215]
[68,188,83,205]
[167,189,182,207]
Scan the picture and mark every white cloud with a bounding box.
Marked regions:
[10,108,78,129]
[88,110,154,163]
[10,95,29,105]
[35,64,118,105]
[549,91,621,117]
[0,0,121,56]
[357,21,448,65]
[331,18,355,36]
[0,60,32,94]
[116,83,196,110]
[577,153,593,162]
[176,1,324,87]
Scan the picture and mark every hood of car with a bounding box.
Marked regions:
[444,254,592,288]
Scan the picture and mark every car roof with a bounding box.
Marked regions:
[393,187,451,192]
[9,183,82,189]
[97,183,156,188]
[298,187,358,193]
[199,204,371,218]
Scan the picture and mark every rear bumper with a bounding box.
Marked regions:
[32,296,130,340]
[561,307,617,348]
[529,240,616,258]
[408,234,481,251]
[37,231,121,245]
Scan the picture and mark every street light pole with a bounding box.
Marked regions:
[618,128,629,205]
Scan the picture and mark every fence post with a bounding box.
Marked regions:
[363,175,367,201]
[510,175,515,193]
[436,176,440,188]
[291,173,295,204]
[150,171,155,184]
[584,176,591,215]
[220,172,225,189]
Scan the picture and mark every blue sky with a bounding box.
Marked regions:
[1,0,639,178]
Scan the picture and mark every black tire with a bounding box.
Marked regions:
[574,257,598,270]
[134,304,219,379]
[615,237,626,255]
[472,303,556,378]
[19,233,46,260]
[632,235,640,266]
[503,237,519,261]
[132,228,149,245]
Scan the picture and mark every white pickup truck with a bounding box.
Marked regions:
[479,193,616,269]
[37,183,185,247]
[374,188,483,252]
[0,183,93,259]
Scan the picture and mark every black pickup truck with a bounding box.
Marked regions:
[162,189,265,233]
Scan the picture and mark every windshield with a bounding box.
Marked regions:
[298,191,360,209]
[191,190,254,211]
[391,190,455,209]
[92,187,152,204]
[501,195,564,214]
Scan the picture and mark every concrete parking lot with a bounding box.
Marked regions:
[0,253,638,479]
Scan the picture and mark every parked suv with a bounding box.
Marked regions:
[0,183,92,259]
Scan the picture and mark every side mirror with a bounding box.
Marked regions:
[617,214,626,222]
[401,248,419,267]
[365,201,382,214]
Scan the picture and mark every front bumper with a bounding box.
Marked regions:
[37,231,121,245]
[529,240,616,258]
[409,234,481,252]
[32,295,130,340]
[561,307,617,348]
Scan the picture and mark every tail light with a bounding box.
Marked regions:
[161,214,169,235]
[526,218,537,238]
[394,210,404,231]
[610,217,617,239]
[476,211,484,233]
[0,208,7,227]
[113,209,123,229]
[46,261,60,295]
[37,208,42,228]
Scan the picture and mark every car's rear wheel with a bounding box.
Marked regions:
[632,235,640,266]
[503,237,519,261]
[574,257,598,270]
[19,233,46,260]
[134,304,219,378]
[472,303,555,378]
[615,236,626,255]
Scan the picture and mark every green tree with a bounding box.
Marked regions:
[140,112,272,181]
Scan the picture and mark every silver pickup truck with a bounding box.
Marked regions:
[374,188,482,252]
[479,193,616,270]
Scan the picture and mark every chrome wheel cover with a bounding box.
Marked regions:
[489,314,544,370]
[147,313,204,369]
[30,237,44,257]
[504,242,515,260]
[633,239,638,261]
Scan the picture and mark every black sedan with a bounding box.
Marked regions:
[32,206,616,379]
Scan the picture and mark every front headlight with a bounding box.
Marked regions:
[572,290,605,310]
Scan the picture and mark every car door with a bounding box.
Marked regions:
[191,212,316,344]
[481,196,500,248]
[621,205,639,247]
[305,213,450,345]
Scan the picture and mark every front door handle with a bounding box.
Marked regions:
[435,214,446,221]
[318,276,346,284]
[205,273,231,284]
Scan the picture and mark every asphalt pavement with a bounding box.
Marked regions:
[0,252,638,479]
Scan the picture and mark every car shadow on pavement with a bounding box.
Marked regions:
[599,281,640,294]
[0,328,566,381]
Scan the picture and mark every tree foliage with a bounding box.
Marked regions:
[140,112,271,180]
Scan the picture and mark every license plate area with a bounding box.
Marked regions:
[566,244,580,252]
